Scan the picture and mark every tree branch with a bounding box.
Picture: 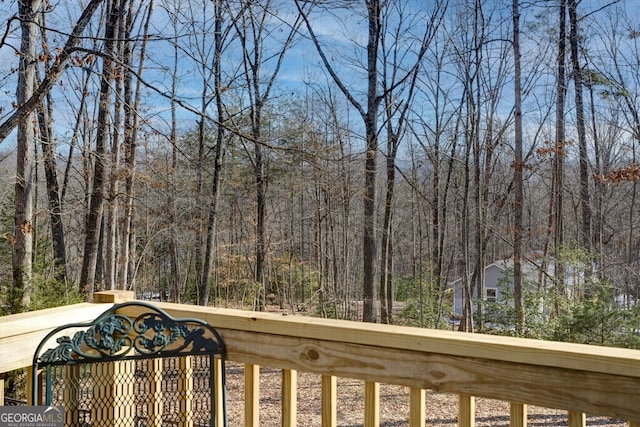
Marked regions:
[294,0,365,118]
[0,0,105,143]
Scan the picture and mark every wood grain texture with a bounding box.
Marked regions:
[2,299,640,424]
[244,364,260,427]
[510,402,527,427]
[321,375,336,427]
[178,357,194,427]
[0,373,4,406]
[26,367,34,406]
[568,411,586,427]
[93,290,134,303]
[0,303,112,372]
[459,394,475,427]
[146,358,164,427]
[409,388,425,427]
[215,328,640,420]
[215,358,226,427]
[282,369,297,427]
[364,381,379,427]
[155,302,640,379]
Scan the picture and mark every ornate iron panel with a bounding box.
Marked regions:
[32,301,227,427]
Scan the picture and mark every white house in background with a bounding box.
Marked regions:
[450,255,553,317]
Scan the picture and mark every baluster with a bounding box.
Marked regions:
[510,402,527,427]
[321,375,336,427]
[282,369,297,427]
[245,364,260,427]
[409,388,425,427]
[459,394,475,427]
[26,366,34,405]
[215,357,226,427]
[147,358,163,427]
[364,381,379,427]
[568,411,586,427]
[178,357,194,427]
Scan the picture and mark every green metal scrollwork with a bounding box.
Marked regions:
[34,301,224,365]
[32,301,227,427]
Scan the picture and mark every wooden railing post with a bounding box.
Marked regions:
[510,402,527,427]
[364,381,379,427]
[178,356,194,427]
[147,358,164,427]
[409,388,425,427]
[26,366,34,405]
[215,357,226,427]
[93,290,135,303]
[459,394,475,427]
[321,375,337,427]
[63,365,80,425]
[245,364,260,427]
[91,361,135,427]
[568,411,586,427]
[0,372,5,406]
[282,369,297,427]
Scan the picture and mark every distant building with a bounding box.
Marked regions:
[450,255,556,317]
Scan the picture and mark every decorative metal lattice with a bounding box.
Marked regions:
[32,301,227,427]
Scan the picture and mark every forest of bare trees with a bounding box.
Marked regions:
[1,0,640,343]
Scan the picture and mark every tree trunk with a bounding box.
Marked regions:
[165,4,181,300]
[513,0,524,334]
[361,0,382,323]
[120,0,152,290]
[587,73,604,277]
[378,151,394,324]
[0,0,104,144]
[200,0,227,306]
[460,113,474,333]
[79,0,121,297]
[551,0,568,309]
[233,0,301,310]
[12,0,41,311]
[253,110,266,310]
[104,15,125,290]
[36,11,67,285]
[569,0,592,251]
[38,95,67,284]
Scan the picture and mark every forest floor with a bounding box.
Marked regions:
[221,303,627,426]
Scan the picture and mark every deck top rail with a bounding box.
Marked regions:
[1,291,639,425]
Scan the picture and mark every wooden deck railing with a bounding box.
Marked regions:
[1,290,639,427]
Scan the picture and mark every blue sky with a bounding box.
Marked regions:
[0,0,637,151]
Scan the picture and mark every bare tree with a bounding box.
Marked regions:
[569,0,592,251]
[200,0,235,306]
[295,0,382,322]
[297,0,445,322]
[377,0,444,323]
[542,0,568,311]
[123,2,153,290]
[0,0,105,143]
[512,0,524,334]
[231,0,301,310]
[11,0,41,311]
[79,0,123,297]
[37,91,67,284]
